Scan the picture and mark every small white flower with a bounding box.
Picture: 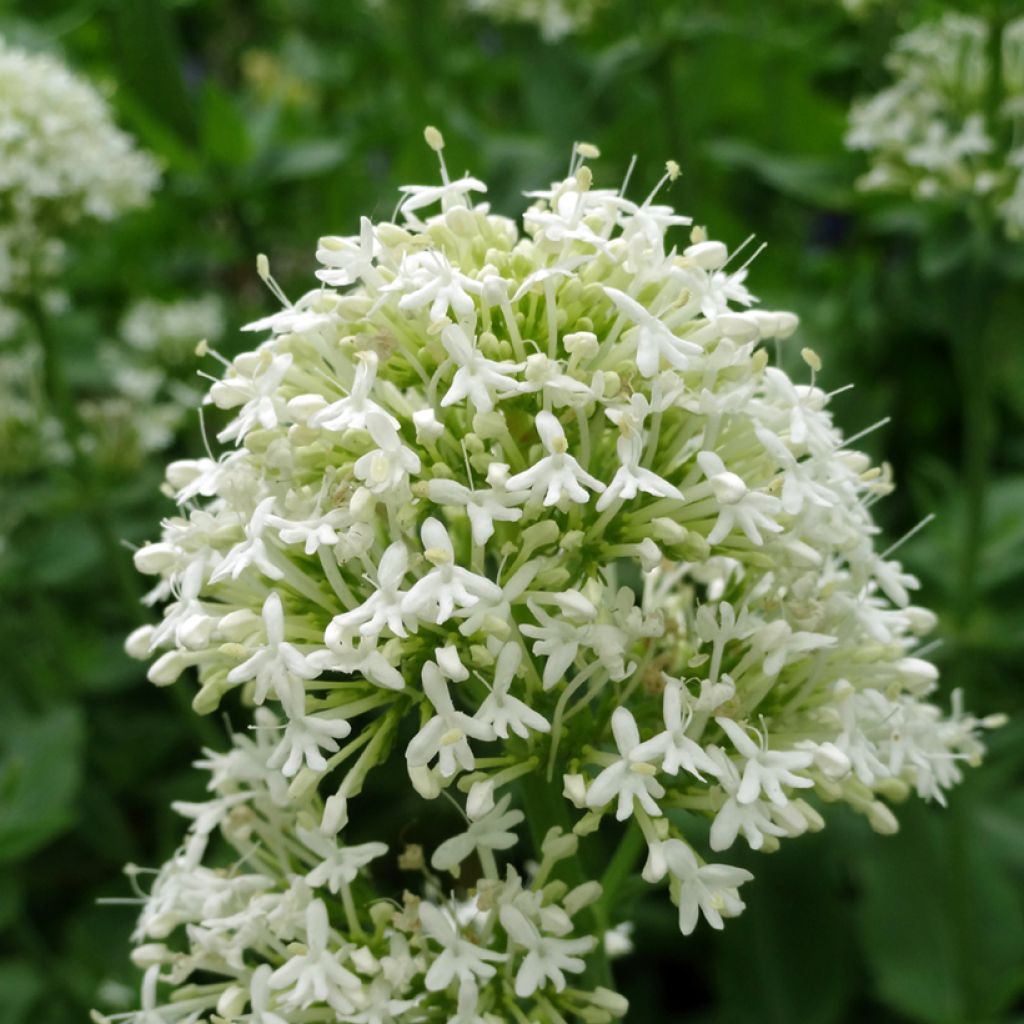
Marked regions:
[391,250,482,323]
[402,518,503,624]
[419,902,506,992]
[431,794,525,872]
[316,217,380,287]
[227,592,320,706]
[716,717,815,807]
[474,643,551,739]
[305,351,398,435]
[269,709,353,777]
[596,431,683,511]
[328,541,411,641]
[210,497,285,583]
[499,904,595,997]
[520,600,591,690]
[406,662,495,778]
[645,839,754,934]
[586,707,665,821]
[634,679,719,779]
[268,900,361,1013]
[697,451,784,546]
[297,827,388,893]
[438,322,525,412]
[425,468,527,546]
[603,286,702,377]
[354,411,421,495]
[505,411,605,506]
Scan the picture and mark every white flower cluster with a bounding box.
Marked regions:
[124,132,993,1020]
[461,0,605,41]
[101,711,624,1024]
[846,13,1024,235]
[0,36,159,297]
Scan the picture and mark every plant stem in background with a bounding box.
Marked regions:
[24,292,144,622]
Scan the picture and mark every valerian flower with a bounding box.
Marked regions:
[120,131,996,1022]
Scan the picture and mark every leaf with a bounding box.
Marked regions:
[113,0,194,140]
[710,832,856,1024]
[0,960,43,1024]
[262,139,351,183]
[705,138,852,207]
[0,707,84,863]
[199,83,253,172]
[856,799,1024,1024]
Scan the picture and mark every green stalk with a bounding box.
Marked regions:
[593,823,645,933]
[25,293,144,620]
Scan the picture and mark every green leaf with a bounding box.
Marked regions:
[857,800,1024,1024]
[263,139,351,183]
[705,138,851,207]
[0,707,84,863]
[0,960,43,1024]
[199,83,253,172]
[114,0,194,140]
[711,833,855,1024]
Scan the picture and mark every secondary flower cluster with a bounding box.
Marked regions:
[846,13,1024,235]
[123,132,991,1020]
[0,36,159,298]
[80,296,227,469]
[105,711,624,1024]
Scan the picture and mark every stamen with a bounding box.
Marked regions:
[840,416,891,449]
[424,125,450,185]
[881,513,936,559]
[619,153,638,197]
[256,252,292,308]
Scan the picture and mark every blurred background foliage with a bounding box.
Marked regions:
[0,0,1022,1021]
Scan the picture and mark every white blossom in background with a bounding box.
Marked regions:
[461,0,606,42]
[846,13,1024,236]
[0,36,159,299]
[120,295,225,362]
[121,130,996,1021]
[76,297,224,471]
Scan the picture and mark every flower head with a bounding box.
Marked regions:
[122,135,994,1021]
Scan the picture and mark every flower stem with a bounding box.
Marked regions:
[24,292,144,622]
[593,823,645,932]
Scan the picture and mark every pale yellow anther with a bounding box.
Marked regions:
[256,252,270,280]
[801,347,822,372]
[425,546,451,565]
[424,125,445,152]
[195,338,209,357]
[629,762,658,777]
[576,165,593,191]
[666,159,681,181]
[575,141,600,160]
[440,727,464,747]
